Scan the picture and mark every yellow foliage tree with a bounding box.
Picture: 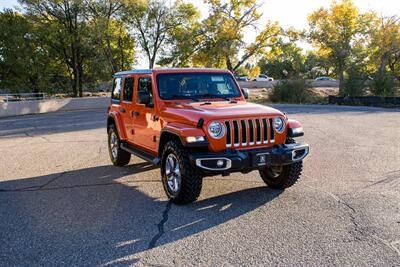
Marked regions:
[248,65,260,79]
[308,0,372,92]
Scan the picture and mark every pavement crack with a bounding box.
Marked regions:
[373,235,400,257]
[302,184,364,239]
[0,179,160,193]
[364,173,400,189]
[147,201,172,250]
[0,172,66,192]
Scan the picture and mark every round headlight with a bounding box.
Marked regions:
[273,117,285,133]
[208,121,225,139]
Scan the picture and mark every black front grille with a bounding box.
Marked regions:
[225,121,231,146]
[241,120,247,145]
[233,120,239,145]
[255,119,261,143]
[269,118,275,141]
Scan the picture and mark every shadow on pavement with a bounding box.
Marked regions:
[0,162,281,266]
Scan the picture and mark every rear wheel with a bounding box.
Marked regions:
[161,140,202,204]
[108,125,131,166]
[259,138,303,189]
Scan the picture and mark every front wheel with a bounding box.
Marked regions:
[259,138,303,189]
[258,162,302,189]
[161,140,202,204]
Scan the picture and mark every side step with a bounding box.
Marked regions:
[120,142,160,165]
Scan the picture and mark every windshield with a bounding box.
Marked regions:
[156,72,241,100]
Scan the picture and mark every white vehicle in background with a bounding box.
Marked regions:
[253,74,274,81]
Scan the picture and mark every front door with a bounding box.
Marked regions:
[120,76,135,141]
[132,75,159,152]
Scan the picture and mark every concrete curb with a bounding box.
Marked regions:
[0,97,110,118]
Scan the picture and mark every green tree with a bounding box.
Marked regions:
[20,0,92,97]
[194,0,281,72]
[368,15,400,80]
[125,0,191,69]
[157,2,202,67]
[86,19,135,84]
[0,10,58,94]
[258,41,306,79]
[308,0,371,92]
[85,0,137,73]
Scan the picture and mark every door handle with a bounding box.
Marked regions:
[131,111,140,117]
[119,108,126,113]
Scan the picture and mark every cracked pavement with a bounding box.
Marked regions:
[0,105,399,266]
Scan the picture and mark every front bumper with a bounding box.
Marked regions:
[189,143,309,174]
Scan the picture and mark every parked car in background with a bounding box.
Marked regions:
[235,76,249,81]
[315,76,335,81]
[253,74,274,81]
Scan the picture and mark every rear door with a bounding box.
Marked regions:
[120,75,135,141]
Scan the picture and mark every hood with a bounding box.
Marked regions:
[160,101,284,125]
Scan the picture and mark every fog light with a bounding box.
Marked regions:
[217,159,224,167]
[186,136,205,143]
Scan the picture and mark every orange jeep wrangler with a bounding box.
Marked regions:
[107,68,309,204]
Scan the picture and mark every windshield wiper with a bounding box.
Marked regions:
[167,94,200,102]
[197,94,237,103]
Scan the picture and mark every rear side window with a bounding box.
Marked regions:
[111,77,122,101]
[123,77,134,101]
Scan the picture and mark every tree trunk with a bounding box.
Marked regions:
[325,68,330,76]
[389,61,400,81]
[72,70,78,98]
[226,58,233,72]
[379,54,387,76]
[106,39,118,73]
[339,66,345,95]
[148,57,154,69]
[78,64,83,97]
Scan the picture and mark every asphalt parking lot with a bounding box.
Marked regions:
[0,104,399,266]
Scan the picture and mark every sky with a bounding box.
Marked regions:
[1,0,399,67]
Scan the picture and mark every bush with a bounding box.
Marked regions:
[370,72,396,96]
[344,69,367,96]
[270,80,317,103]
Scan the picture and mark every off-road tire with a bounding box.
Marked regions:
[161,140,203,204]
[259,138,303,189]
[108,125,131,166]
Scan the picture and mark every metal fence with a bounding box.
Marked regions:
[0,93,47,103]
[328,95,400,107]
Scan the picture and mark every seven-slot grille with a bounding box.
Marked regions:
[225,118,275,148]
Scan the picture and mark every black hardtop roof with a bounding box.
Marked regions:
[113,68,229,77]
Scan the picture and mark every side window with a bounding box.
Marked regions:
[111,77,122,101]
[123,77,134,101]
[137,76,154,107]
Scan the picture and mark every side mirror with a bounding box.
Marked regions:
[241,88,249,99]
[138,90,151,106]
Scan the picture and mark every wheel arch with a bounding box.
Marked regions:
[107,112,126,140]
[158,123,208,157]
[158,130,183,157]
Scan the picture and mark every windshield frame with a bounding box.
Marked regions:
[155,72,242,101]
